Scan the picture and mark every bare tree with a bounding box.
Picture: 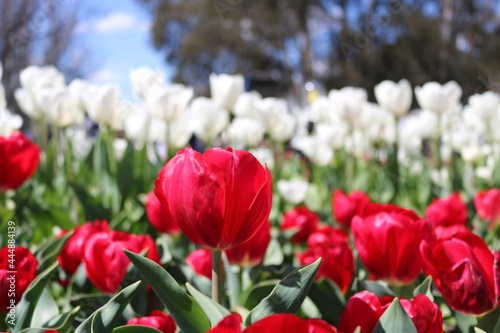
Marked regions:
[0,0,83,111]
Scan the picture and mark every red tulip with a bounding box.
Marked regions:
[420,231,500,315]
[58,220,110,275]
[127,310,177,333]
[0,246,38,312]
[0,131,40,191]
[83,231,160,293]
[474,188,500,227]
[207,313,339,333]
[281,206,320,243]
[332,189,370,228]
[186,248,213,279]
[298,226,354,293]
[307,225,350,248]
[226,221,271,267]
[352,209,430,285]
[358,202,421,220]
[339,291,442,333]
[145,192,181,235]
[433,224,470,240]
[425,192,467,228]
[338,291,384,333]
[154,147,272,250]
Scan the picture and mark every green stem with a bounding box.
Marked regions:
[165,122,171,163]
[104,126,117,175]
[212,250,223,304]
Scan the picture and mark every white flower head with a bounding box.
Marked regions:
[209,73,244,110]
[277,179,309,204]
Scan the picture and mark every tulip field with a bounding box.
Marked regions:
[2,64,500,333]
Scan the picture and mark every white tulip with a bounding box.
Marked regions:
[190,97,229,143]
[0,109,23,136]
[315,123,347,150]
[17,66,65,119]
[168,111,195,149]
[233,91,262,118]
[374,79,412,116]
[46,88,85,127]
[249,147,274,169]
[310,96,334,123]
[467,91,500,121]
[14,89,37,118]
[328,87,367,126]
[129,67,165,99]
[123,107,150,143]
[254,97,296,141]
[292,135,333,166]
[113,138,129,162]
[82,84,120,127]
[209,73,244,110]
[227,117,265,148]
[68,79,89,109]
[65,127,93,159]
[277,179,309,204]
[415,81,462,115]
[146,84,193,123]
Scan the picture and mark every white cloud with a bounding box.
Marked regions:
[94,13,136,33]
[88,68,119,83]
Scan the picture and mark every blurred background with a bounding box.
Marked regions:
[1,0,500,114]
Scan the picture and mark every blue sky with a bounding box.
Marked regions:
[69,0,169,95]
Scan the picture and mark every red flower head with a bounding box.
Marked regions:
[0,246,38,312]
[352,206,430,285]
[332,189,370,228]
[338,291,442,333]
[83,231,160,293]
[154,147,272,251]
[127,310,177,333]
[207,313,339,333]
[226,220,271,267]
[474,188,500,228]
[420,231,500,315]
[281,206,320,243]
[425,192,467,229]
[58,220,110,275]
[186,248,213,279]
[0,131,40,191]
[145,191,181,235]
[298,226,354,293]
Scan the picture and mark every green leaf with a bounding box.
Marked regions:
[70,182,112,221]
[112,325,164,333]
[413,276,433,301]
[242,280,281,310]
[476,306,500,333]
[186,283,231,326]
[17,307,81,333]
[263,238,284,266]
[359,280,396,297]
[245,258,321,325]
[124,250,211,333]
[373,298,417,333]
[75,281,142,333]
[35,231,73,274]
[308,279,346,326]
[31,289,59,328]
[42,306,81,333]
[9,262,59,333]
